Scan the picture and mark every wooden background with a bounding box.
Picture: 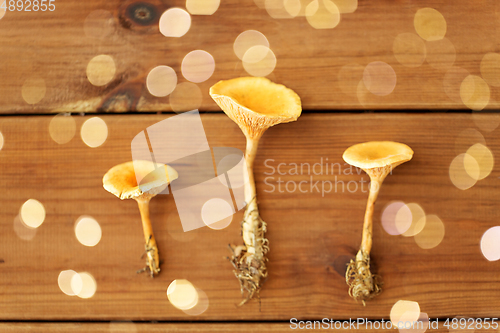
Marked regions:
[0,0,499,112]
[1,0,500,332]
[1,114,500,329]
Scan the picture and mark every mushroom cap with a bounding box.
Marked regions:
[209,77,302,138]
[343,141,414,170]
[103,160,178,200]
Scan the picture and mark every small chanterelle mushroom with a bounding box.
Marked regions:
[103,160,178,277]
[342,141,413,304]
[210,77,301,305]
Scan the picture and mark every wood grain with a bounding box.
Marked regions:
[0,0,500,112]
[0,113,500,321]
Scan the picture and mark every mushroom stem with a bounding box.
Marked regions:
[229,134,269,306]
[136,197,160,277]
[244,135,260,211]
[346,165,391,304]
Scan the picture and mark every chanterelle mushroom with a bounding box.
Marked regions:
[103,160,178,277]
[210,77,302,305]
[343,141,413,304]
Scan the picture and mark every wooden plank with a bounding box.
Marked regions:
[0,0,499,112]
[0,113,500,321]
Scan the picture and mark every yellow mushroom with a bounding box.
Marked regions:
[210,77,302,305]
[103,160,178,277]
[342,141,413,304]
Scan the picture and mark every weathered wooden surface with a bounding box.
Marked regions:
[0,0,499,112]
[0,113,499,321]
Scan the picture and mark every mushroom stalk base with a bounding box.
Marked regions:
[136,197,160,277]
[346,250,382,305]
[229,204,269,306]
[228,135,269,306]
[346,166,391,304]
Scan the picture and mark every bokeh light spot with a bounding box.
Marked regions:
[381,201,410,236]
[20,199,46,229]
[363,61,397,96]
[402,203,426,237]
[86,55,116,87]
[449,153,477,190]
[0,131,4,151]
[181,50,215,83]
[394,204,413,235]
[147,66,177,97]
[84,10,115,39]
[167,279,199,310]
[356,79,370,107]
[414,8,447,41]
[49,113,76,145]
[465,143,493,180]
[462,155,480,184]
[460,75,490,111]
[334,0,357,13]
[338,63,364,97]
[182,288,209,315]
[75,216,102,247]
[454,128,485,155]
[0,7,6,20]
[414,215,445,249]
[169,82,202,113]
[73,272,97,299]
[233,30,269,60]
[480,226,500,261]
[22,77,46,105]
[58,270,82,296]
[400,312,429,333]
[390,300,421,327]
[242,45,277,77]
[444,67,470,103]
[480,53,500,87]
[70,273,84,297]
[284,0,301,17]
[425,37,456,70]
[159,8,191,37]
[13,215,37,241]
[305,0,340,30]
[80,117,108,148]
[186,0,220,15]
[201,198,233,230]
[393,33,426,68]
[265,0,294,19]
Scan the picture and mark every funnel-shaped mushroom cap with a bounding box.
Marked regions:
[103,161,178,200]
[343,141,414,170]
[209,77,302,139]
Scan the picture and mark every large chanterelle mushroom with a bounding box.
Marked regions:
[210,77,302,305]
[343,141,413,304]
[103,160,178,277]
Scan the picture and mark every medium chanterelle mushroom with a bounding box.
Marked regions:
[103,160,178,277]
[342,141,413,304]
[210,77,301,305]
